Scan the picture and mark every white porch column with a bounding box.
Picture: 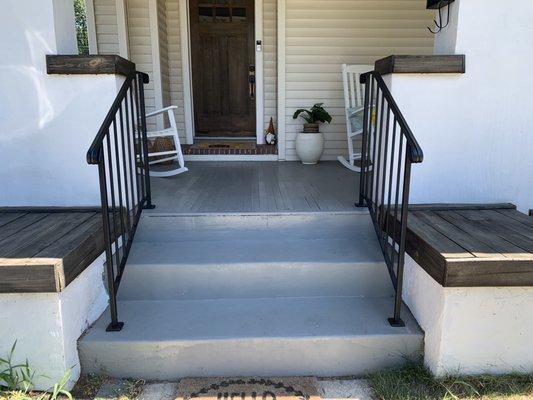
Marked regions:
[383,0,533,212]
[0,0,124,206]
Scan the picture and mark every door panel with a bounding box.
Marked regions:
[190,0,256,137]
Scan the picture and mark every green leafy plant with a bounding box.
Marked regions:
[0,342,73,400]
[39,371,73,400]
[0,342,34,393]
[74,0,89,55]
[292,103,332,124]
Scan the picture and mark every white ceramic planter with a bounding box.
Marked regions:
[295,132,324,165]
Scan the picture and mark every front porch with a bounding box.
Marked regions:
[150,161,358,213]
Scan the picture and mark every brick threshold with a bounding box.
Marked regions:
[182,144,278,156]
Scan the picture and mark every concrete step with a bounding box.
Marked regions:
[134,212,372,243]
[79,296,423,380]
[119,237,392,301]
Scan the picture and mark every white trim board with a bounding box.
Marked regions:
[179,0,265,146]
[276,0,286,160]
[116,0,129,58]
[85,0,98,54]
[255,0,265,144]
[179,0,194,145]
[149,0,164,130]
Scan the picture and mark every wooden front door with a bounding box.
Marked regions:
[190,0,256,137]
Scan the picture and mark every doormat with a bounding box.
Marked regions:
[194,142,256,150]
[177,378,322,400]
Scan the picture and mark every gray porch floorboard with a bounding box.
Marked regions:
[149,161,359,214]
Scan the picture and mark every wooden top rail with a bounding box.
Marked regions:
[46,55,136,77]
[0,208,122,293]
[375,55,466,75]
[400,204,533,287]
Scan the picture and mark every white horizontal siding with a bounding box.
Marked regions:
[93,0,120,54]
[126,0,158,131]
[166,0,187,141]
[283,0,435,161]
[158,0,171,113]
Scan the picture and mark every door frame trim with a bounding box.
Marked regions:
[180,0,265,145]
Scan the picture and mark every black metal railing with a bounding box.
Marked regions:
[357,71,423,327]
[87,71,154,332]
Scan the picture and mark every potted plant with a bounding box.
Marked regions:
[292,103,332,164]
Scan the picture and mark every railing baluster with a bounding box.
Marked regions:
[112,112,127,255]
[119,102,133,241]
[132,76,146,205]
[87,71,152,331]
[385,119,398,262]
[137,73,155,209]
[105,132,121,278]
[378,105,391,235]
[358,72,371,206]
[358,71,423,327]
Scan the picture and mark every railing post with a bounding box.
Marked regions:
[97,152,124,332]
[137,73,156,210]
[388,151,412,328]
[356,72,371,208]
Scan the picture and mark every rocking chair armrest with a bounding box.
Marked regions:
[146,105,178,118]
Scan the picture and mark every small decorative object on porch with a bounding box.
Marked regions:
[293,103,332,165]
[265,117,277,145]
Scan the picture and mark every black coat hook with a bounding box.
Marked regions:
[428,1,452,34]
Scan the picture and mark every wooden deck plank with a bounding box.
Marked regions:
[0,212,27,228]
[0,210,111,293]
[401,212,461,285]
[0,213,50,242]
[438,210,531,259]
[0,264,59,293]
[477,210,533,245]
[410,212,473,258]
[0,212,94,258]
[34,214,106,288]
[457,209,533,253]
[416,211,490,258]
[404,205,533,287]
[497,209,533,228]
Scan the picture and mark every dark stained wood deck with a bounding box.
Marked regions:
[404,204,533,287]
[0,208,112,293]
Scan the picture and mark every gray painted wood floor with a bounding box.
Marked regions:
[149,162,359,213]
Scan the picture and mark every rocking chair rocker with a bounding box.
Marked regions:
[146,106,188,178]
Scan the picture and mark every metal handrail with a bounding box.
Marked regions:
[87,71,154,332]
[358,70,423,327]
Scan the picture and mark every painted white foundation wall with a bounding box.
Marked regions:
[0,254,108,391]
[403,256,533,376]
[0,0,125,206]
[384,0,533,212]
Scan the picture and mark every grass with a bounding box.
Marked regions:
[70,374,106,400]
[370,362,533,400]
[70,376,144,400]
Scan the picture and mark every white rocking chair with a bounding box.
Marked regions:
[338,64,373,172]
[146,106,188,178]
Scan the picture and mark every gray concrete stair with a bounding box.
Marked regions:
[119,212,393,301]
[79,212,423,379]
[79,296,422,379]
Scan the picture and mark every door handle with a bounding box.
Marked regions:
[248,65,256,100]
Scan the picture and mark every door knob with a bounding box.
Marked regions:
[248,65,256,100]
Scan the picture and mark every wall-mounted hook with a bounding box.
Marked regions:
[428,1,452,34]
